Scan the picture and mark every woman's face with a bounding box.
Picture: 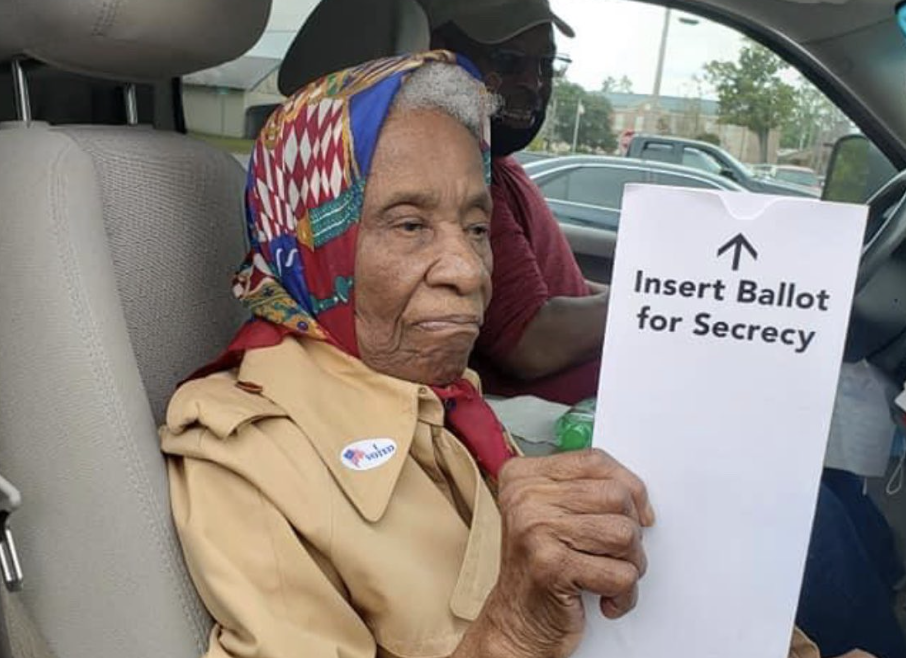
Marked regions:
[354,109,493,386]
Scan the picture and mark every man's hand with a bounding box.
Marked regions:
[470,449,654,658]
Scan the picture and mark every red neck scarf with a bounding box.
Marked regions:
[432,379,513,478]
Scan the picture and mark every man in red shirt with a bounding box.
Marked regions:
[427,0,608,404]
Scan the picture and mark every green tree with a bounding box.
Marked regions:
[601,75,633,93]
[549,79,616,153]
[781,82,840,151]
[704,41,796,162]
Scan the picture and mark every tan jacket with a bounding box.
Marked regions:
[162,338,502,658]
[161,337,819,658]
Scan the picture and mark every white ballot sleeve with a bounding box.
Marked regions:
[574,186,866,658]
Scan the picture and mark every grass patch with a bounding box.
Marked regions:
[189,132,255,156]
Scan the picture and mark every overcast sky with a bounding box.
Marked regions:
[252,0,758,100]
[552,0,744,98]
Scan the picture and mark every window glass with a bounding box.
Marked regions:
[180,0,318,161]
[178,0,896,205]
[541,0,891,197]
[566,166,647,208]
[774,168,821,187]
[682,146,723,175]
[639,142,674,163]
[537,171,569,199]
[649,171,723,190]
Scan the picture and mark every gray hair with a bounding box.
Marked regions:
[392,62,498,139]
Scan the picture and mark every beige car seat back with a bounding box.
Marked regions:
[0,0,270,656]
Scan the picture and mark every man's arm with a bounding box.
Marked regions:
[498,291,608,381]
[476,182,608,380]
[479,187,608,381]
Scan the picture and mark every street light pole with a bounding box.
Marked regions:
[649,10,699,134]
[651,8,671,116]
[544,95,558,151]
[571,100,584,153]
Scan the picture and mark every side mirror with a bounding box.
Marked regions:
[823,134,896,204]
[719,167,737,182]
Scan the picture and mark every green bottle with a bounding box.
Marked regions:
[553,398,596,452]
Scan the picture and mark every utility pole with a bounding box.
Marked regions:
[571,100,585,153]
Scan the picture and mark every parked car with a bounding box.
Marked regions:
[513,150,554,166]
[525,155,746,231]
[752,164,823,196]
[626,134,819,197]
[751,163,773,177]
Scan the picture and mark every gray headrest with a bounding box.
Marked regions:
[278,0,428,96]
[0,0,272,82]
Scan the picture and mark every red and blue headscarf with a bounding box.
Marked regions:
[201,52,513,478]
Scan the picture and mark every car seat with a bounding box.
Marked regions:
[0,0,270,656]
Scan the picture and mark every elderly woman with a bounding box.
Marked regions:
[162,53,823,658]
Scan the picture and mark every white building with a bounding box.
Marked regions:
[182,56,283,138]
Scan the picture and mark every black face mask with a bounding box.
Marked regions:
[490,108,547,157]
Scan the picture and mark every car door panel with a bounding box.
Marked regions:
[559,223,617,284]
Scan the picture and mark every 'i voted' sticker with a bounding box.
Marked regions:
[340,439,397,471]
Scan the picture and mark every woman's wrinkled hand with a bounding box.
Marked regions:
[481,449,654,658]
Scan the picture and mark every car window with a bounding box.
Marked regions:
[537,171,570,200]
[180,0,894,206]
[539,0,896,202]
[649,171,725,190]
[682,147,723,175]
[565,166,647,208]
[639,143,674,164]
[179,1,317,162]
[775,169,820,187]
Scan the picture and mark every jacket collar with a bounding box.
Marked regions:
[238,337,446,523]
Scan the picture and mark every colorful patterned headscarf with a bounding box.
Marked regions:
[201,52,513,478]
[232,50,492,356]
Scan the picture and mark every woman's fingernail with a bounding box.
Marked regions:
[644,502,656,526]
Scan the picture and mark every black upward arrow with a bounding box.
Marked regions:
[717,233,758,271]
